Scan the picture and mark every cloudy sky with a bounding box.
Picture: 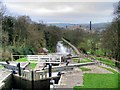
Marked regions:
[2,0,119,24]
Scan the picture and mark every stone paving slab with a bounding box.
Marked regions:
[57,67,83,88]
[82,65,113,74]
[0,69,11,82]
[56,64,115,88]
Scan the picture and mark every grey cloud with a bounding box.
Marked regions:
[4,2,115,23]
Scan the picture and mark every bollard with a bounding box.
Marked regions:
[17,63,21,76]
[48,63,52,77]
[31,70,34,90]
[57,72,61,76]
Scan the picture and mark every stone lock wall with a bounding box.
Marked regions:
[1,74,13,90]
[13,75,50,90]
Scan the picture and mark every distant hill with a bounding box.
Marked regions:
[48,22,111,31]
[48,23,79,28]
[81,22,111,31]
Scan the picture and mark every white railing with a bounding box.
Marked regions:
[27,55,61,64]
[21,70,47,80]
[33,70,47,80]
[11,54,62,63]
[21,70,32,80]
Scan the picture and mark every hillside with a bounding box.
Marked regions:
[48,22,111,31]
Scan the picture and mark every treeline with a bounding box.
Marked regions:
[0,1,120,67]
[100,1,120,67]
[1,14,90,61]
[1,16,62,58]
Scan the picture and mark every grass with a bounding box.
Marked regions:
[73,58,92,63]
[74,73,119,89]
[99,66,118,74]
[95,49,105,56]
[74,66,120,89]
[15,57,37,69]
[0,65,4,69]
[16,57,38,63]
[29,63,37,69]
[16,57,28,62]
[81,58,92,63]
[80,67,91,71]
[29,61,38,63]
[96,57,116,67]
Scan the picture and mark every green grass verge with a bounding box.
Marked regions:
[0,65,4,69]
[99,66,118,74]
[74,66,120,89]
[81,58,92,63]
[74,73,120,89]
[15,58,37,69]
[96,57,116,67]
[16,57,28,62]
[29,63,37,69]
[29,61,38,63]
[80,67,91,71]
[73,58,92,63]
[16,58,38,64]
[73,58,79,62]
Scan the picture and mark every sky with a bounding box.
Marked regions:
[1,0,119,24]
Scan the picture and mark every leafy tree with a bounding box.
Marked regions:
[101,22,118,57]
[44,26,62,52]
[2,16,16,45]
[114,1,120,67]
[101,1,120,67]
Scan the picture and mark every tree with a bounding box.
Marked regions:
[101,1,120,67]
[62,28,85,47]
[0,2,11,61]
[114,1,120,67]
[101,22,118,58]
[44,26,62,52]
[2,16,16,45]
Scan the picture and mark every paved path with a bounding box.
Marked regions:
[82,65,113,74]
[57,67,83,88]
[98,62,120,74]
[0,69,11,82]
[56,64,114,89]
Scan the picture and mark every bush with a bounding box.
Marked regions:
[0,49,11,61]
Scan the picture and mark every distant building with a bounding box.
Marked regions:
[66,25,82,30]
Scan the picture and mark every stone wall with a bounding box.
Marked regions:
[1,74,13,90]
[12,75,32,90]
[12,74,61,90]
[12,74,50,90]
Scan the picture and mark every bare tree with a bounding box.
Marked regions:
[114,1,120,67]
